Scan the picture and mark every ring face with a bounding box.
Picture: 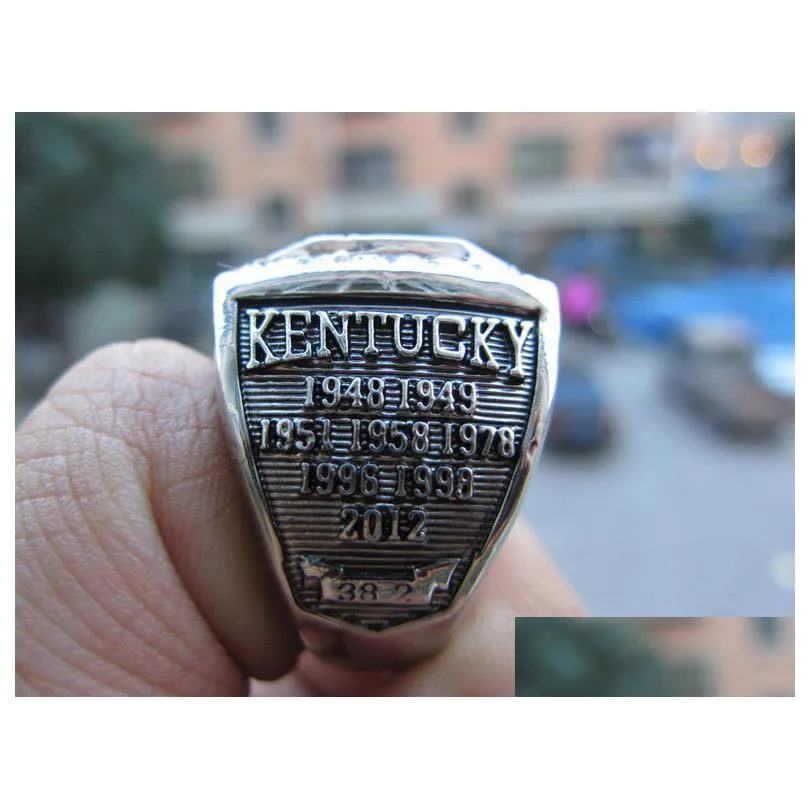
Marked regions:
[214,235,559,635]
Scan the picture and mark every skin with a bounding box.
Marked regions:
[15,340,583,697]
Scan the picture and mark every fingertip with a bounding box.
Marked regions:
[17,338,302,693]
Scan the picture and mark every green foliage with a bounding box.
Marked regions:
[515,619,676,697]
[16,113,170,307]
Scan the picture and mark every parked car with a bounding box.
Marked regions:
[662,318,789,439]
[753,344,795,419]
[546,365,615,453]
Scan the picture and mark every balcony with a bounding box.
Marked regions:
[310,190,441,232]
[504,180,686,229]
[167,199,254,252]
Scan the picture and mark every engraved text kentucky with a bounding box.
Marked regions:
[245,308,534,380]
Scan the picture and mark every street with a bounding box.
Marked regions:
[524,339,795,617]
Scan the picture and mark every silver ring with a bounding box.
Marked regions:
[213,234,560,668]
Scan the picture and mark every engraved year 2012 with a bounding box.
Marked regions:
[339,503,427,543]
[304,375,477,415]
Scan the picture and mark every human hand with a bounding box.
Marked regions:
[16,340,582,696]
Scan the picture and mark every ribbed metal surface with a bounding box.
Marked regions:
[238,301,539,630]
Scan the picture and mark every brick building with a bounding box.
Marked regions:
[137,112,686,265]
[135,111,791,278]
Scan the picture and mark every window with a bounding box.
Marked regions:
[339,147,396,191]
[450,182,486,216]
[609,130,672,178]
[253,112,283,141]
[260,194,294,231]
[752,618,782,647]
[513,136,569,183]
[452,112,484,136]
[165,154,211,200]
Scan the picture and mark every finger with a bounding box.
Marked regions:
[384,519,585,696]
[252,519,583,696]
[16,339,301,696]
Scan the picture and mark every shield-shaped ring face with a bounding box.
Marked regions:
[214,235,559,660]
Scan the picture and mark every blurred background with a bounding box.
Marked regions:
[515,617,795,697]
[15,112,795,616]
